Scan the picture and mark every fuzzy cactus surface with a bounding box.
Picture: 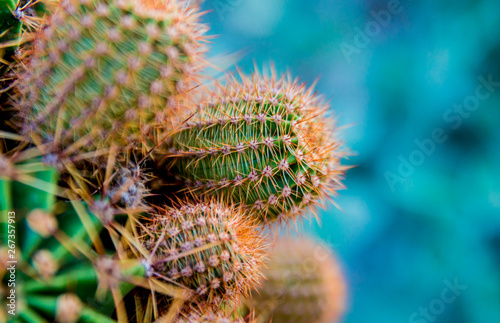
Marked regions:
[133,198,268,313]
[16,0,207,158]
[162,71,347,224]
[248,237,346,323]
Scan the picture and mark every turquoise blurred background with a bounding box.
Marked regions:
[200,0,500,322]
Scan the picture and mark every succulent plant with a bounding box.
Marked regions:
[1,0,351,320]
[247,236,346,323]
[173,301,247,323]
[15,0,208,160]
[0,152,150,322]
[161,71,347,224]
[129,198,268,319]
[1,0,53,73]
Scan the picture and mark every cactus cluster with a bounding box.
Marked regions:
[1,0,350,321]
[0,153,148,322]
[247,237,347,323]
[161,72,347,224]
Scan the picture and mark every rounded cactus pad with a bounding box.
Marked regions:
[16,0,207,156]
[162,71,347,224]
[137,199,268,309]
[249,237,346,323]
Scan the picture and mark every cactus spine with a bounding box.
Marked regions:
[133,198,268,315]
[248,237,346,323]
[162,71,347,224]
[16,0,207,159]
[0,153,149,322]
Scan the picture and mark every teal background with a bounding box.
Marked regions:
[200,0,500,322]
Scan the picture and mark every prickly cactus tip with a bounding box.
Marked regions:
[136,198,268,310]
[162,70,348,225]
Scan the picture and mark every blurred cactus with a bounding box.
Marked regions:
[0,152,149,322]
[247,237,346,323]
[15,0,208,160]
[173,301,248,323]
[161,70,347,224]
[130,198,268,318]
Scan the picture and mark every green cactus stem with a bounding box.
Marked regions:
[132,198,268,318]
[16,0,207,160]
[161,70,348,225]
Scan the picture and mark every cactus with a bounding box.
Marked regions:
[130,198,268,318]
[247,237,346,323]
[1,0,351,320]
[0,152,151,322]
[161,71,347,224]
[15,0,208,160]
[1,0,53,73]
[173,301,247,323]
[0,0,24,72]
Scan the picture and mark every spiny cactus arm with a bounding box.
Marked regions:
[130,198,268,321]
[16,0,208,159]
[162,70,348,225]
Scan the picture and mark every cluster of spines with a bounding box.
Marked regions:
[174,301,247,323]
[16,0,208,157]
[162,71,346,224]
[248,237,346,323]
[108,163,149,209]
[0,152,150,322]
[137,199,267,310]
[1,0,53,71]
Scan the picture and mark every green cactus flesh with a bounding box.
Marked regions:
[0,156,146,322]
[17,0,206,155]
[0,0,23,71]
[163,73,346,224]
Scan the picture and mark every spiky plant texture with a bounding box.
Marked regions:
[1,0,54,73]
[248,237,346,323]
[161,71,347,225]
[0,152,150,322]
[173,301,248,323]
[130,198,268,320]
[15,0,207,161]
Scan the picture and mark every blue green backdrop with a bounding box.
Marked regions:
[200,0,500,322]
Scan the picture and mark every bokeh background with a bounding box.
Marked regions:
[199,0,500,322]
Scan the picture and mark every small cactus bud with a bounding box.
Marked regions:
[248,237,347,323]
